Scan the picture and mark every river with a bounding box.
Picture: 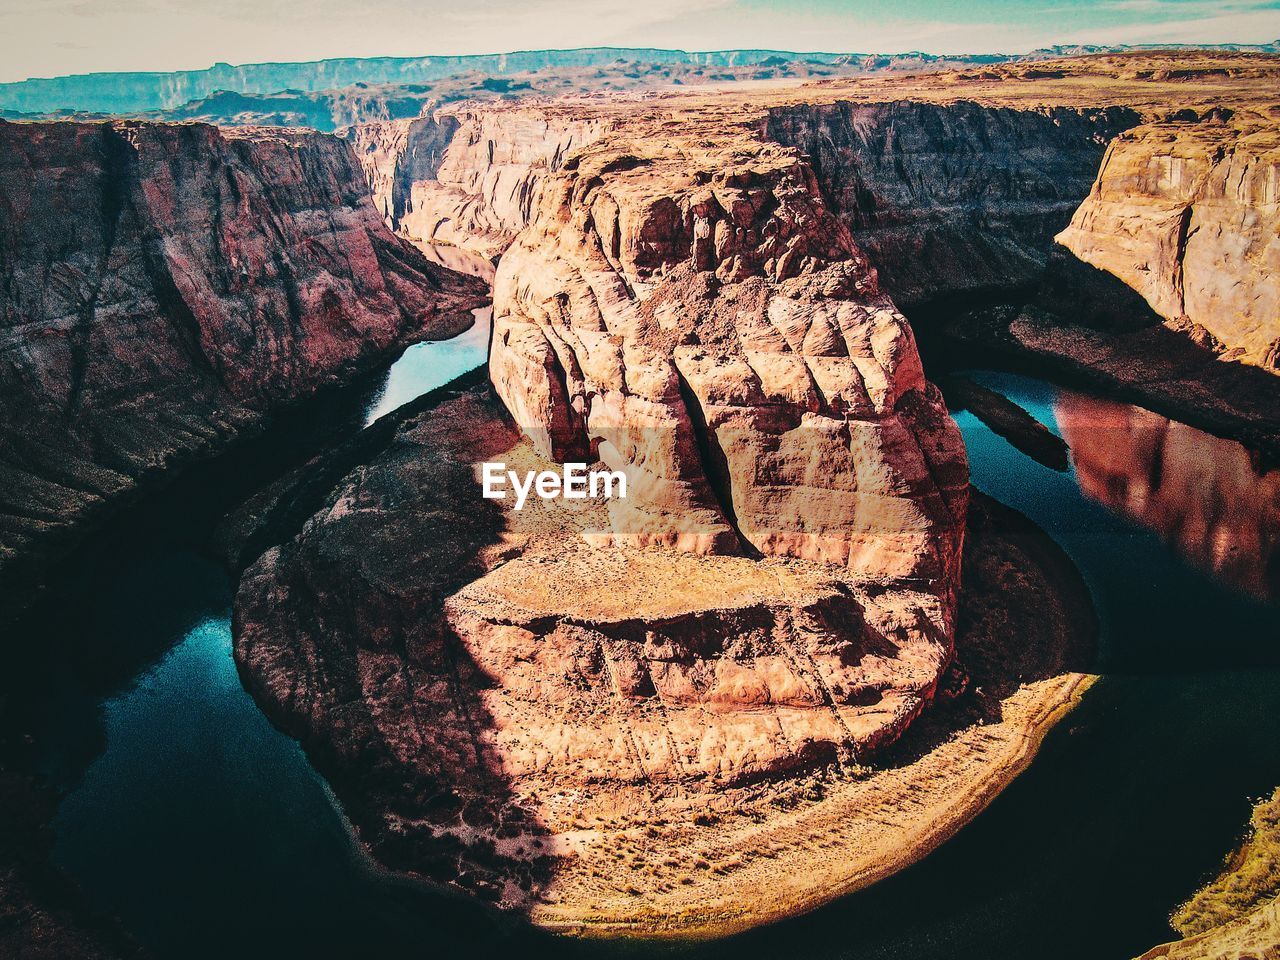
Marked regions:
[10,347,1280,958]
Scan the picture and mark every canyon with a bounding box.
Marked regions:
[1,46,1278,957]
[0,119,486,623]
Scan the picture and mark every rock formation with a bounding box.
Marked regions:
[1058,120,1280,368]
[0,119,486,621]
[232,53,1280,933]
[350,106,613,259]
[234,84,982,931]
[764,101,1141,305]
[1138,901,1280,960]
[233,378,1102,935]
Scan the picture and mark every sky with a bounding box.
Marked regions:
[1,0,1278,83]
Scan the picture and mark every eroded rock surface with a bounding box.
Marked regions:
[765,101,1140,305]
[0,119,485,620]
[489,110,968,581]
[351,107,612,259]
[233,387,1091,935]
[231,54,1280,934]
[1059,120,1280,368]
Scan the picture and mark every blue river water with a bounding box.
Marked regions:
[28,363,1280,960]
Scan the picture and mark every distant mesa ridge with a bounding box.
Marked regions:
[3,41,1278,116]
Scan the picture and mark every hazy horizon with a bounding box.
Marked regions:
[1,0,1279,84]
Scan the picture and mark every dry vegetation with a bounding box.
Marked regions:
[1173,788,1280,938]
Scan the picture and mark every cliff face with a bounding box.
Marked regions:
[1058,120,1280,369]
[490,111,968,581]
[389,106,613,258]
[0,119,485,620]
[764,101,1141,305]
[345,112,460,226]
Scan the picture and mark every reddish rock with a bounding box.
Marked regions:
[0,119,486,620]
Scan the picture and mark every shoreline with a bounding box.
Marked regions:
[921,305,1280,459]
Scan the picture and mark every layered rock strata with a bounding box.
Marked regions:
[0,119,485,620]
[489,111,969,579]
[234,386,1091,935]
[235,89,981,930]
[764,101,1141,304]
[1058,120,1280,369]
[231,54,1280,933]
[349,107,612,258]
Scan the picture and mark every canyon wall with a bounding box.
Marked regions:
[350,105,614,259]
[234,96,971,910]
[1058,120,1280,368]
[346,111,460,225]
[764,101,1141,305]
[0,118,485,620]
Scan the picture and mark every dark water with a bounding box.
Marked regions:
[18,363,1280,960]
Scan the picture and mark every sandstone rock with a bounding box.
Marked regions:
[352,106,613,259]
[231,53,1280,934]
[765,101,1141,305]
[0,119,486,621]
[1139,900,1280,960]
[488,112,968,590]
[233,387,1086,929]
[1058,121,1280,369]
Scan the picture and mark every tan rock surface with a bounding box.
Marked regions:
[1139,900,1280,960]
[232,52,1280,936]
[233,385,1095,935]
[1059,121,1280,368]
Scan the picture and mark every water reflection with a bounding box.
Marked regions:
[1056,391,1280,604]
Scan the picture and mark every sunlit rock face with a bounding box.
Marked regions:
[236,95,972,883]
[489,113,969,588]
[0,119,485,620]
[1058,121,1280,369]
[350,106,614,259]
[1056,391,1280,602]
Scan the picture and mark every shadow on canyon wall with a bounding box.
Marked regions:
[913,247,1280,464]
[231,383,559,908]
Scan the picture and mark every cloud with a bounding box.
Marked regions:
[1053,8,1280,44]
